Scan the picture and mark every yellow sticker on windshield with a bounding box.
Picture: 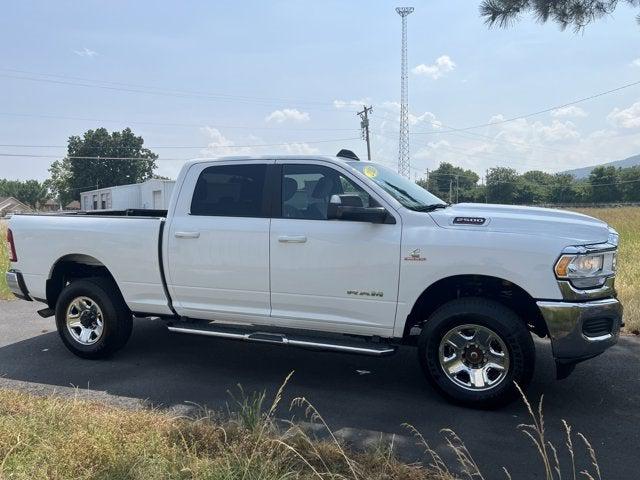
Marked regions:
[363,165,378,178]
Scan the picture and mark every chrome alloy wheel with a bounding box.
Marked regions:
[66,296,104,346]
[438,324,510,391]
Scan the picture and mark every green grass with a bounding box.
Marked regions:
[0,379,602,480]
[0,221,11,301]
[572,207,640,334]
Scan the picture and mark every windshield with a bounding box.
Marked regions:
[347,161,445,211]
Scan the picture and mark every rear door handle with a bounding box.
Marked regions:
[175,231,201,239]
[278,235,307,243]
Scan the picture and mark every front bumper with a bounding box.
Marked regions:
[5,270,31,301]
[537,297,622,362]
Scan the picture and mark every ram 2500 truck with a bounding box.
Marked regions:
[5,151,623,407]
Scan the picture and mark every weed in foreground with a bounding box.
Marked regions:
[0,374,604,479]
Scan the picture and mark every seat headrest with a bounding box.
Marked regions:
[312,176,337,199]
[283,177,298,201]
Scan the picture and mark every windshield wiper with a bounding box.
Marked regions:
[412,203,449,212]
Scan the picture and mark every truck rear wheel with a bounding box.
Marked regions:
[418,298,535,408]
[55,277,133,359]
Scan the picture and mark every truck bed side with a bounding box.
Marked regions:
[8,214,172,316]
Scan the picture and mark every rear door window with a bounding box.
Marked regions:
[191,164,268,217]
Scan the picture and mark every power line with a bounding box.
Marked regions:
[0,111,360,132]
[0,72,359,112]
[0,136,362,161]
[411,79,640,135]
[0,68,345,107]
[0,136,361,150]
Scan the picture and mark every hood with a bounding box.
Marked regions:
[428,203,610,245]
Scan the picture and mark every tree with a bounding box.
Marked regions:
[48,128,158,205]
[480,0,640,31]
[486,167,518,203]
[516,170,552,204]
[548,173,578,204]
[0,179,50,208]
[419,162,479,203]
[618,165,640,201]
[588,166,619,203]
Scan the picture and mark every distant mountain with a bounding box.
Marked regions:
[563,153,640,179]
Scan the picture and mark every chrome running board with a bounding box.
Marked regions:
[167,323,396,356]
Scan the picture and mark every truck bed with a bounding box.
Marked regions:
[15,208,168,218]
[8,213,173,316]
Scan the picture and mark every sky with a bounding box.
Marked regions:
[1,0,639,182]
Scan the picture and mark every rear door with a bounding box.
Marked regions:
[269,160,402,335]
[165,160,273,321]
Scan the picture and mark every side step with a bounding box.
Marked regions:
[167,322,396,357]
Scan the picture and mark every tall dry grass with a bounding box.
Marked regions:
[572,207,640,334]
[0,220,11,300]
[0,375,604,480]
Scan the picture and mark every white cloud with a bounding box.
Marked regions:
[281,142,320,155]
[200,127,240,156]
[199,127,321,158]
[377,101,441,131]
[412,55,456,79]
[409,111,442,129]
[380,101,400,112]
[487,115,580,142]
[265,108,310,123]
[333,98,370,110]
[74,47,98,58]
[607,101,640,129]
[551,106,587,118]
[533,120,581,142]
[630,58,640,67]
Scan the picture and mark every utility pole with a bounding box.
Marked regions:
[357,105,373,160]
[449,179,453,203]
[396,6,414,178]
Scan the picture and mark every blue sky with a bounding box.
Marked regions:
[1,0,639,181]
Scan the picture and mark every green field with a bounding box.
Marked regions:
[1,209,638,332]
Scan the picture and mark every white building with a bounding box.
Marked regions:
[80,179,175,211]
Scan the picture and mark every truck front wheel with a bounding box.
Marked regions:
[55,277,133,359]
[418,298,535,408]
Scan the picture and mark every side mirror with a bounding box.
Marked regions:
[327,194,393,224]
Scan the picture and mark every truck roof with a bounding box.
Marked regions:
[183,154,353,168]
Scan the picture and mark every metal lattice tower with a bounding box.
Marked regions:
[396,6,414,178]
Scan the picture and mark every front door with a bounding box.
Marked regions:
[269,161,402,335]
[166,161,272,321]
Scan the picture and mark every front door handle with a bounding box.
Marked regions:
[278,235,307,243]
[175,231,201,239]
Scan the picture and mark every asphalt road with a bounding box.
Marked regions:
[1,300,639,479]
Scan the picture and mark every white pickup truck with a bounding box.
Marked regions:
[6,150,623,407]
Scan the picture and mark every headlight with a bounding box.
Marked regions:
[608,228,619,247]
[554,250,616,289]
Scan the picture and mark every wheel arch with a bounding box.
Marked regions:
[46,254,124,310]
[403,274,547,341]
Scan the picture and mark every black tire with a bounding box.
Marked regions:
[418,298,535,408]
[55,277,133,359]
